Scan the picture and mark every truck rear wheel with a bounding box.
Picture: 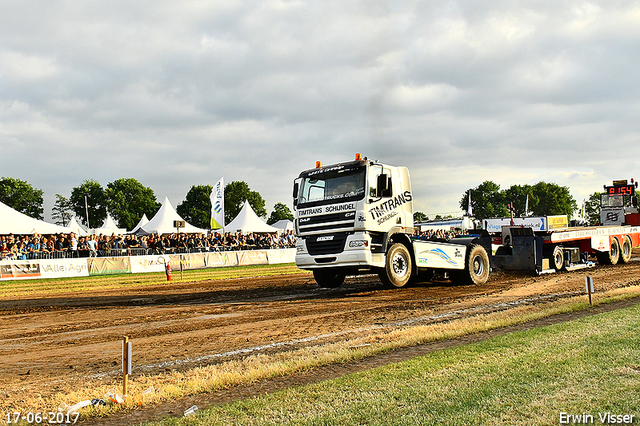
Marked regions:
[460,244,490,285]
[313,270,346,288]
[620,236,633,264]
[379,243,412,288]
[596,237,620,265]
[551,245,564,271]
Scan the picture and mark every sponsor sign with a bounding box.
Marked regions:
[237,250,268,266]
[297,203,356,217]
[368,191,412,225]
[39,259,89,279]
[547,215,568,230]
[88,257,132,275]
[483,217,548,233]
[267,249,296,264]
[601,207,625,226]
[130,255,171,274]
[0,261,41,280]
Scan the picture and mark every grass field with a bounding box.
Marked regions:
[146,301,640,426]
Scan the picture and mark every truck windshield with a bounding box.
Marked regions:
[297,167,366,207]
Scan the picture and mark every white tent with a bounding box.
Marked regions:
[67,217,89,236]
[0,200,73,235]
[138,197,208,235]
[271,219,294,233]
[225,200,279,233]
[129,214,149,234]
[92,214,127,235]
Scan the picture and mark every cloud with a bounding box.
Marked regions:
[1,0,639,222]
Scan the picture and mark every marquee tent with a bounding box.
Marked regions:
[137,197,208,235]
[0,200,73,235]
[67,217,89,236]
[225,200,279,233]
[271,219,293,233]
[91,214,127,235]
[129,214,149,234]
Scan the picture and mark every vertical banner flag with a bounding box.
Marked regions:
[467,192,473,217]
[525,195,529,217]
[210,177,224,230]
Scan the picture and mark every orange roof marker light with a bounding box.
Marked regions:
[316,160,322,168]
[355,153,362,161]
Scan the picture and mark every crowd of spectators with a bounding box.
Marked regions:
[412,228,469,240]
[0,230,297,261]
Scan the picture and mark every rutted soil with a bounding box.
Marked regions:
[2,253,640,425]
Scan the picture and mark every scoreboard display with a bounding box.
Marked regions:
[607,185,635,196]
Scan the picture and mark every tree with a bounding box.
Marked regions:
[413,211,429,223]
[105,178,161,230]
[224,181,267,223]
[460,181,507,221]
[530,182,577,218]
[70,180,107,228]
[0,177,44,219]
[584,192,602,225]
[52,194,72,226]
[177,185,213,229]
[267,202,294,225]
[502,184,534,217]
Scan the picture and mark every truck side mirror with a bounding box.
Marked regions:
[292,182,299,206]
[376,174,390,197]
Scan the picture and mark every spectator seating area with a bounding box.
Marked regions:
[0,231,297,261]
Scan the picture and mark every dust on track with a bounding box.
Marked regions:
[2,254,640,425]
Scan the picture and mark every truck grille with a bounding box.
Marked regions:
[306,233,348,255]
[298,212,355,234]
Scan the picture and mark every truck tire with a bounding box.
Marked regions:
[460,244,490,285]
[551,245,564,271]
[313,270,346,288]
[596,237,620,265]
[379,243,412,288]
[620,236,633,264]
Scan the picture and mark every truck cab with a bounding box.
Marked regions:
[293,154,414,287]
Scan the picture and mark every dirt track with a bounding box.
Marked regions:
[2,254,640,424]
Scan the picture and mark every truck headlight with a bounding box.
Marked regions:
[349,240,368,248]
[296,244,305,253]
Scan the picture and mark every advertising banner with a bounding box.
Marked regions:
[204,252,239,268]
[130,255,170,274]
[0,261,41,280]
[482,217,548,233]
[237,250,268,266]
[266,248,296,264]
[39,258,90,279]
[88,257,132,275]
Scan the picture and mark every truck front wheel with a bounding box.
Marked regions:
[313,270,346,288]
[379,243,412,288]
[460,244,490,285]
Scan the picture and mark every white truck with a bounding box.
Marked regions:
[292,154,491,288]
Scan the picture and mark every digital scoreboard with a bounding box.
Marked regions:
[607,185,635,196]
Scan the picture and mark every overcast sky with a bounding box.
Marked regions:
[2,1,640,222]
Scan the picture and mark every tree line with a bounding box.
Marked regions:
[0,177,294,231]
[456,180,579,222]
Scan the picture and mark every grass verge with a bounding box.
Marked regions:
[146,294,640,426]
